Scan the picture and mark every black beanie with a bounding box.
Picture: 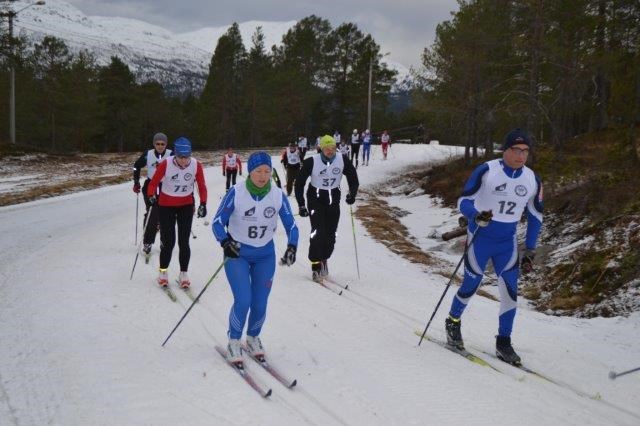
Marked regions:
[502,128,531,150]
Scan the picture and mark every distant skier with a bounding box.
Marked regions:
[132,132,172,257]
[338,139,351,158]
[212,151,299,365]
[280,142,302,196]
[222,147,243,192]
[333,130,341,145]
[147,137,208,289]
[381,130,391,160]
[297,136,308,159]
[350,129,361,168]
[361,129,372,166]
[295,135,359,282]
[444,128,543,365]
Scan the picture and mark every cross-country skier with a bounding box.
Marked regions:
[350,129,361,168]
[297,136,308,159]
[147,137,208,289]
[222,147,243,192]
[295,135,359,282]
[212,151,299,364]
[132,132,172,257]
[333,130,341,145]
[445,128,543,365]
[361,129,372,166]
[338,139,351,157]
[280,142,302,196]
[381,130,391,160]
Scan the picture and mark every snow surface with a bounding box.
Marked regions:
[1,144,639,425]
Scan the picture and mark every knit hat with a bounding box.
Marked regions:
[248,151,272,173]
[153,132,168,143]
[174,137,192,156]
[319,135,336,149]
[502,128,531,150]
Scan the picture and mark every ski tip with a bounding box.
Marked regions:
[338,290,343,296]
[289,379,297,388]
[264,388,273,398]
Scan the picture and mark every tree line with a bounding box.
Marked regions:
[413,0,640,161]
[0,16,398,153]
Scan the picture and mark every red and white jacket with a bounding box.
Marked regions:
[222,153,242,173]
[148,157,207,207]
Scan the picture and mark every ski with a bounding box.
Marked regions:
[310,278,342,295]
[159,285,177,302]
[175,280,197,302]
[243,346,297,388]
[214,345,272,398]
[324,277,349,290]
[414,330,500,372]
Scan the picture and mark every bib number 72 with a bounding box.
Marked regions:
[248,225,268,239]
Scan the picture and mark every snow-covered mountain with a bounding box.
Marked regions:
[8,0,411,96]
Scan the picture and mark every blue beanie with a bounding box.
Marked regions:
[248,151,272,173]
[502,128,531,150]
[174,137,192,156]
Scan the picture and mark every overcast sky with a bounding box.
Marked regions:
[64,0,459,69]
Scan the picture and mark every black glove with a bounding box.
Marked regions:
[345,193,356,205]
[280,244,297,266]
[197,203,207,218]
[475,210,493,227]
[299,206,309,217]
[133,182,141,193]
[521,249,535,274]
[222,171,226,176]
[148,195,157,205]
[239,171,243,176]
[222,237,241,259]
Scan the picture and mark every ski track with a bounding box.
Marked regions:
[1,144,639,424]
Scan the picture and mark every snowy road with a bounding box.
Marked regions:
[1,144,639,425]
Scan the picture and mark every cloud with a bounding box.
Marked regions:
[64,0,458,68]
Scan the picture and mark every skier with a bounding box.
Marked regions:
[444,128,543,365]
[338,139,351,157]
[350,129,361,168]
[132,132,172,257]
[381,130,391,160]
[295,135,359,282]
[361,129,372,166]
[147,137,208,289]
[280,142,302,196]
[222,147,243,192]
[297,136,308,159]
[212,151,299,364]
[333,130,341,145]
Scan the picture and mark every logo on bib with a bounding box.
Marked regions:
[319,168,328,175]
[244,206,256,216]
[184,173,193,181]
[170,173,179,181]
[515,185,528,196]
[332,167,341,175]
[263,207,276,218]
[492,183,507,196]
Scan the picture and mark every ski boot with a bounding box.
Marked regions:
[445,315,464,349]
[320,260,329,277]
[496,335,521,365]
[227,339,243,366]
[311,261,323,283]
[157,268,169,287]
[246,335,265,360]
[143,244,152,263]
[178,271,190,289]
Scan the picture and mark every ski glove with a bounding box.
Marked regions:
[222,171,226,176]
[148,195,157,205]
[299,206,309,217]
[280,244,297,266]
[345,193,356,205]
[133,182,141,193]
[197,203,207,218]
[475,210,493,227]
[521,249,536,274]
[222,237,241,259]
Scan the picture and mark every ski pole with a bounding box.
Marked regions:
[609,366,640,380]
[350,205,361,279]
[135,193,139,245]
[130,203,155,280]
[417,227,480,346]
[161,259,227,347]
